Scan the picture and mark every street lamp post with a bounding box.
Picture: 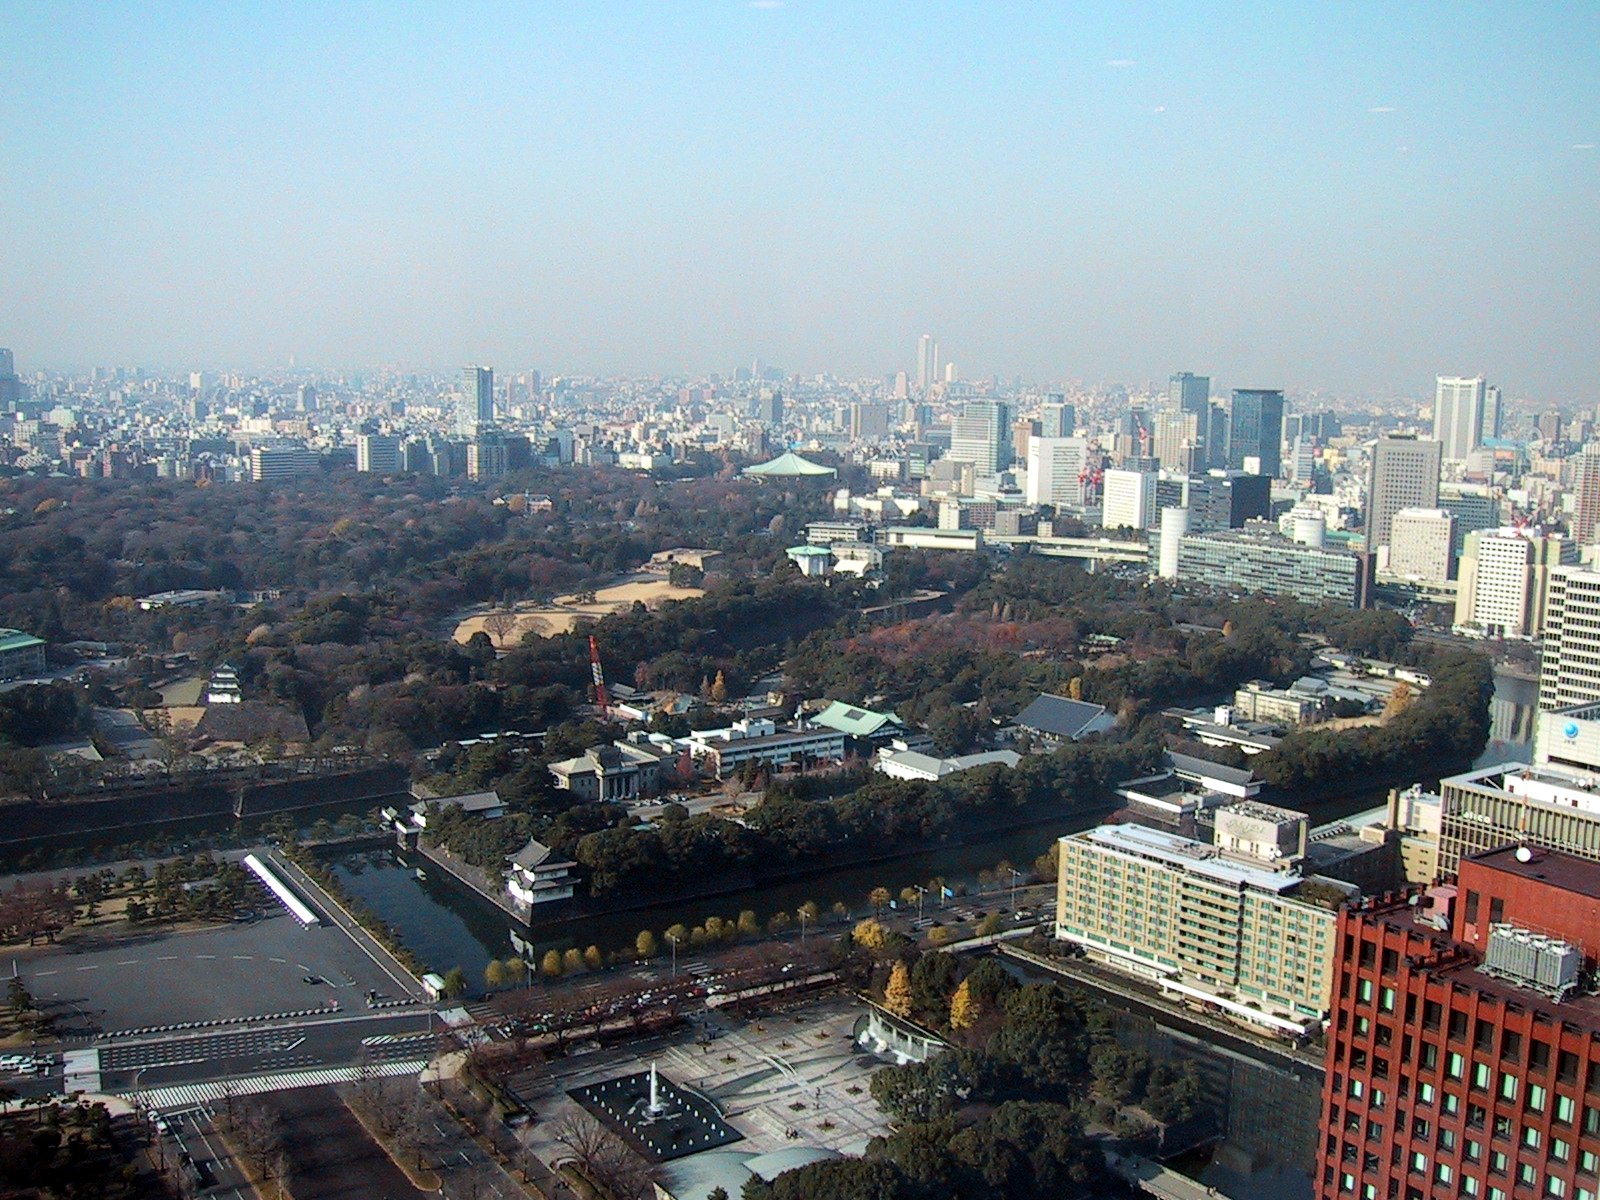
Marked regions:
[914,885,927,925]
[798,910,808,945]
[667,932,680,979]
[1009,868,1023,913]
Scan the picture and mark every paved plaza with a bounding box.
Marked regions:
[516,994,891,1174]
[16,905,410,1038]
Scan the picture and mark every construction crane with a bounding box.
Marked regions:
[589,635,610,717]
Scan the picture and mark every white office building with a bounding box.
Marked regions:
[1386,507,1455,581]
[1101,468,1158,531]
[1025,437,1089,509]
[1539,565,1600,711]
[356,434,401,473]
[1454,529,1575,638]
[1432,376,1487,462]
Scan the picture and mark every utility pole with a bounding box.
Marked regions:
[1009,868,1023,914]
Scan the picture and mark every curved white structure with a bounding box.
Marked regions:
[243,854,319,926]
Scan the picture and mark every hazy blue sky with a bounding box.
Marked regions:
[2,2,1596,396]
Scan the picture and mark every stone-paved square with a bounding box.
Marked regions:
[570,1068,742,1162]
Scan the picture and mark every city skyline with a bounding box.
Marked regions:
[1,4,1596,394]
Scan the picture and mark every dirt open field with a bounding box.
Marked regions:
[452,576,706,645]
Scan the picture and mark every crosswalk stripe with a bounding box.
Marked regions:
[129,1059,427,1111]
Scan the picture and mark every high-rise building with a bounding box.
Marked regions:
[1314,850,1600,1200]
[1024,437,1089,509]
[1226,389,1285,477]
[1539,565,1600,710]
[1153,410,1200,473]
[1433,375,1488,461]
[1386,508,1456,581]
[467,428,507,480]
[460,365,494,435]
[0,349,23,409]
[1570,445,1600,545]
[1365,435,1442,554]
[915,334,938,393]
[250,446,320,483]
[296,384,317,413]
[849,402,891,441]
[1439,483,1501,559]
[1168,371,1210,417]
[753,390,784,427]
[949,400,1012,476]
[1481,384,1503,442]
[1100,468,1158,531]
[1455,530,1576,639]
[356,434,401,474]
[1184,472,1271,531]
[1040,398,1076,438]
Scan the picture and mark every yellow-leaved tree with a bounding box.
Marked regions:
[884,961,913,1018]
[950,978,979,1030]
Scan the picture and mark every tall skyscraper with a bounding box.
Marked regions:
[1040,398,1075,438]
[0,349,20,410]
[1539,564,1600,709]
[1226,389,1285,477]
[1480,383,1503,442]
[1167,372,1210,416]
[949,400,1012,475]
[1433,375,1488,461]
[1152,409,1200,473]
[460,365,494,435]
[915,334,938,393]
[1571,444,1600,545]
[1364,435,1442,554]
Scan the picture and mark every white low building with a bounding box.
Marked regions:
[506,837,577,907]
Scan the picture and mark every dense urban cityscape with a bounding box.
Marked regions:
[4,4,1598,1200]
[0,343,1597,1200]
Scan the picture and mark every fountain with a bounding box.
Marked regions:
[569,1063,742,1162]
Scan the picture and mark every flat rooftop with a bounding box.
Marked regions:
[1466,845,1600,901]
[1076,823,1304,895]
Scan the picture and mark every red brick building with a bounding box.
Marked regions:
[1316,846,1600,1200]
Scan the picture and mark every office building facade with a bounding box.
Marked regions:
[1055,810,1344,1034]
[356,434,401,473]
[1175,529,1370,607]
[1227,389,1285,477]
[1433,375,1488,462]
[949,400,1012,476]
[1455,531,1576,640]
[1365,436,1442,554]
[1101,468,1158,531]
[1540,565,1600,710]
[1315,852,1600,1200]
[1387,508,1456,581]
[1024,436,1088,509]
[460,365,494,435]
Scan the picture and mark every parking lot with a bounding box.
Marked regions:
[16,906,408,1038]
